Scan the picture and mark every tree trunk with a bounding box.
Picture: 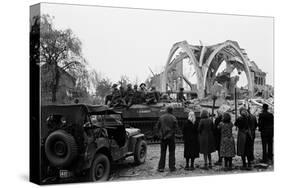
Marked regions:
[51,65,60,103]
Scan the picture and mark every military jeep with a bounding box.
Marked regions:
[41,104,147,183]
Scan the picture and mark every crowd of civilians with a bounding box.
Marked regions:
[155,104,274,172]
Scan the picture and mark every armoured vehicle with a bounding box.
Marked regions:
[41,104,147,184]
[114,91,201,143]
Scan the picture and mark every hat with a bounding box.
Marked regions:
[139,83,146,87]
[112,84,118,88]
[262,103,269,110]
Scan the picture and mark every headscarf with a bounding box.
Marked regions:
[200,109,209,119]
[188,111,196,124]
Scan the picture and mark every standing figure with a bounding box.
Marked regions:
[258,104,274,164]
[119,85,126,98]
[146,86,160,105]
[248,108,258,163]
[125,84,134,107]
[235,107,253,170]
[155,106,178,172]
[219,113,236,171]
[177,87,186,102]
[182,111,199,170]
[198,109,216,170]
[139,83,147,103]
[214,111,223,165]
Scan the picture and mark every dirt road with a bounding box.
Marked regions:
[110,138,273,181]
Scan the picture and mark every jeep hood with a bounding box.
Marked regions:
[126,128,141,137]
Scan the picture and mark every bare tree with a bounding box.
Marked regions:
[39,14,85,102]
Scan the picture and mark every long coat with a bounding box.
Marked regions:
[198,118,216,154]
[235,115,253,158]
[214,116,222,151]
[182,119,199,158]
[219,122,236,157]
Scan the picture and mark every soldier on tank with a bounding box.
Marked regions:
[125,84,134,107]
[146,86,160,105]
[177,88,186,102]
[132,84,142,104]
[109,84,126,107]
[139,83,147,104]
[119,85,126,98]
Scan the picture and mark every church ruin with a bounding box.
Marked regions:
[151,40,269,99]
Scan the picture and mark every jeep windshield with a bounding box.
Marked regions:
[90,114,122,127]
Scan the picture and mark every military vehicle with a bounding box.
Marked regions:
[113,91,201,143]
[41,104,147,184]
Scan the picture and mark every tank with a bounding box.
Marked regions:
[114,102,201,143]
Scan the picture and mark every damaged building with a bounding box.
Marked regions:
[150,40,272,100]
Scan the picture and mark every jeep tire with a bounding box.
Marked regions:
[45,130,78,167]
[134,139,147,164]
[89,154,110,182]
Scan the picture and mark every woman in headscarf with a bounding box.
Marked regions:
[182,111,200,170]
[198,109,216,169]
[235,107,253,170]
[219,112,236,171]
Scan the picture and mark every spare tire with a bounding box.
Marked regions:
[45,130,78,167]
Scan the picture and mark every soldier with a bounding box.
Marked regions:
[139,83,147,104]
[133,84,138,92]
[155,106,178,172]
[110,84,123,107]
[125,84,134,107]
[177,88,186,102]
[146,86,160,105]
[119,85,126,98]
[132,84,141,104]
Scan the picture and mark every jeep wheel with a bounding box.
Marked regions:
[45,130,78,167]
[89,154,110,182]
[134,140,147,164]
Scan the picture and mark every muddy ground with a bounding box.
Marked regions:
[110,135,273,181]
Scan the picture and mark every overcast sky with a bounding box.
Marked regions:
[40,3,274,86]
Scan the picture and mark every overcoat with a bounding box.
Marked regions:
[235,116,253,157]
[182,119,200,158]
[198,118,216,154]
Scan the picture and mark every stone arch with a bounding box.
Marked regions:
[202,41,254,97]
[163,41,203,94]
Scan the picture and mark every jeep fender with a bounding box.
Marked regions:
[129,134,145,152]
[82,138,110,170]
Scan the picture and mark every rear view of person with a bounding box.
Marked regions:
[235,107,253,170]
[155,106,178,172]
[219,113,236,171]
[182,111,199,170]
[198,109,216,170]
[258,104,274,164]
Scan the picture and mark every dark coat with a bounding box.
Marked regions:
[182,119,199,158]
[214,115,222,151]
[258,111,274,138]
[155,113,178,140]
[248,113,258,139]
[198,118,216,154]
[235,115,253,157]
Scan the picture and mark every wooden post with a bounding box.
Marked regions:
[212,95,217,120]
[234,87,237,121]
